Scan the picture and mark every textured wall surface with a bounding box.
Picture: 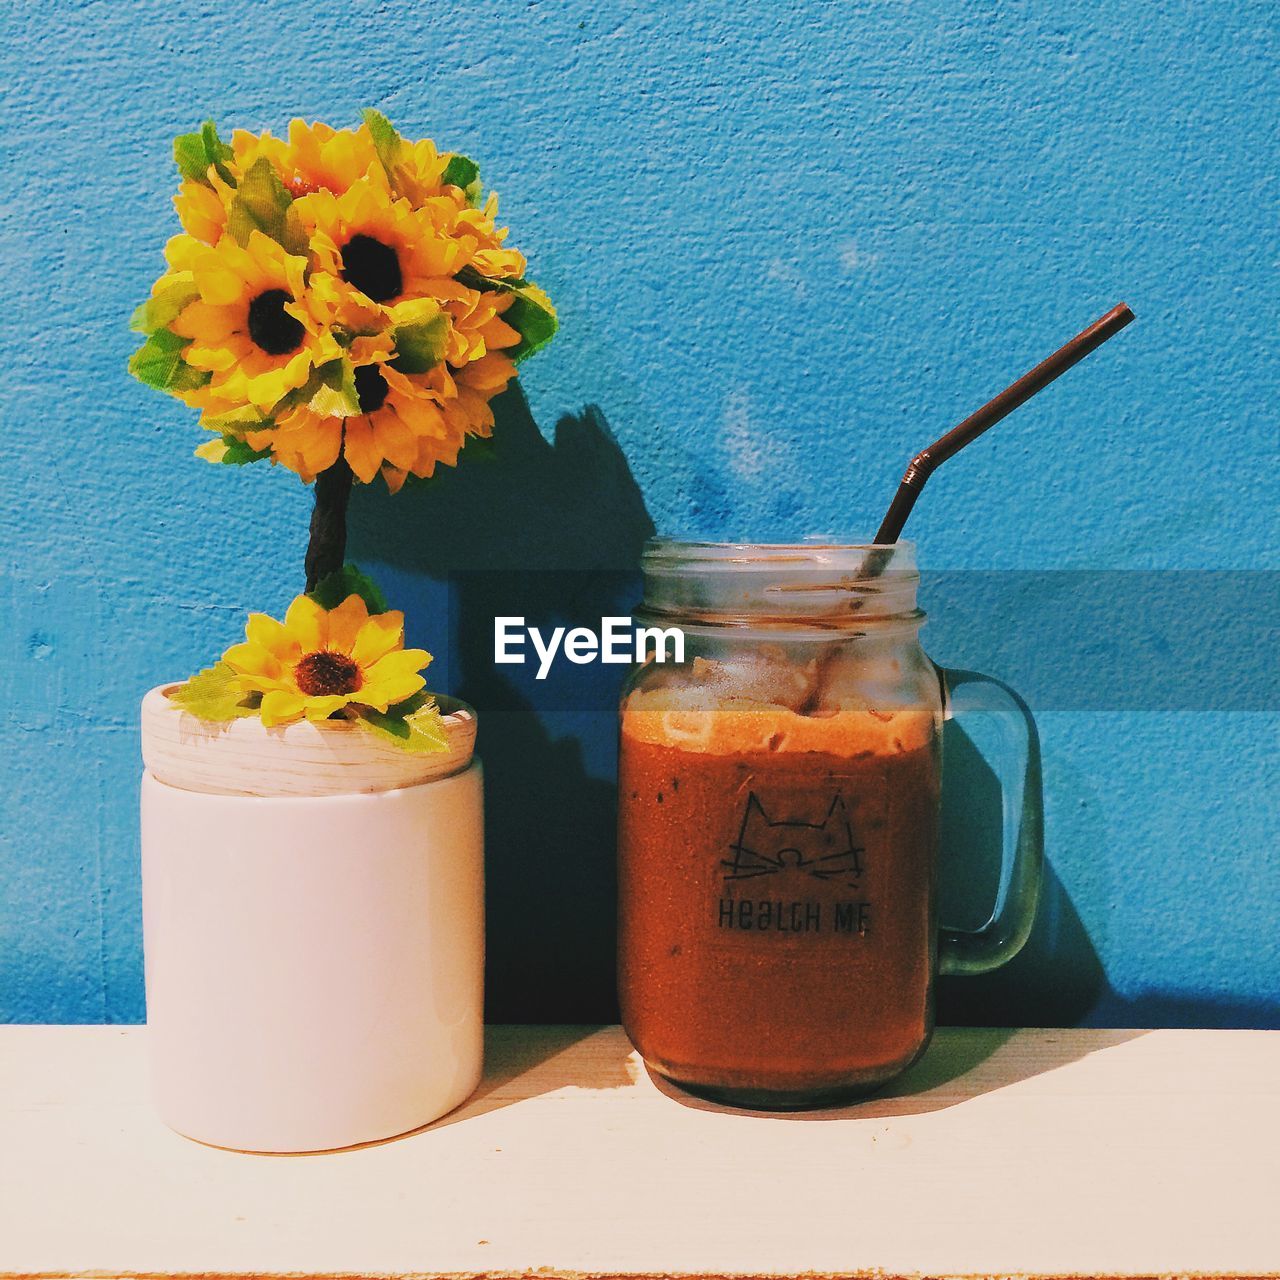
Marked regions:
[1,0,1275,1024]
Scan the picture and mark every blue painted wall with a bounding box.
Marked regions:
[1,0,1275,1024]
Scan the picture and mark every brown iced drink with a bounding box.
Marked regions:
[618,686,940,1106]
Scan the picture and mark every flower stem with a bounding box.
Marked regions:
[304,456,354,591]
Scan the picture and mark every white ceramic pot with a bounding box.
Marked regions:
[140,685,484,1152]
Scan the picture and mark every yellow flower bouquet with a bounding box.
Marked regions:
[131,113,555,746]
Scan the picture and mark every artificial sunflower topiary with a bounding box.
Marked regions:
[133,113,556,744]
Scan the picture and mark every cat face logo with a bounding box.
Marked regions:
[722,793,865,887]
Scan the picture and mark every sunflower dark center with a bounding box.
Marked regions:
[341,233,402,302]
[294,650,362,697]
[354,364,390,413]
[246,289,305,356]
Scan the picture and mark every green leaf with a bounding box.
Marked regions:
[173,120,234,187]
[454,267,557,361]
[306,358,361,418]
[128,329,209,393]
[503,283,558,361]
[441,154,478,189]
[456,431,499,465]
[202,405,273,434]
[195,434,272,465]
[391,304,450,373]
[227,158,306,255]
[441,153,482,204]
[269,366,328,417]
[202,121,236,185]
[358,693,450,754]
[219,436,273,465]
[130,277,200,334]
[308,563,390,614]
[362,108,404,180]
[173,134,208,185]
[454,265,518,292]
[168,662,259,723]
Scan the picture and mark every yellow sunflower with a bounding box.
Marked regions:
[266,286,521,490]
[271,335,452,489]
[172,120,382,246]
[344,355,451,487]
[377,132,450,205]
[222,593,430,727]
[442,349,519,445]
[300,266,387,339]
[295,117,526,281]
[170,231,339,415]
[232,118,384,201]
[445,189,527,281]
[173,179,227,245]
[303,180,462,309]
[423,288,521,470]
[131,114,557,487]
[443,285,520,369]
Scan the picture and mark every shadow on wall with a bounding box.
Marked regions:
[348,389,1249,1030]
[934,725,1278,1029]
[936,719,1106,1027]
[931,732,1280,1029]
[348,385,654,1022]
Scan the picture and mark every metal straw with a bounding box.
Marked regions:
[873,303,1135,545]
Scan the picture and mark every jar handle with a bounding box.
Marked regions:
[937,668,1044,977]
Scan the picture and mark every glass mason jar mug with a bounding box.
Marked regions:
[617,539,1042,1108]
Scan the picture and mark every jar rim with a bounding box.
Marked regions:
[639,537,922,629]
[645,536,916,552]
[642,537,918,573]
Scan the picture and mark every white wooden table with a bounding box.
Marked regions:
[1,1025,1277,1279]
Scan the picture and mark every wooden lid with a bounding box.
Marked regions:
[141,684,478,798]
